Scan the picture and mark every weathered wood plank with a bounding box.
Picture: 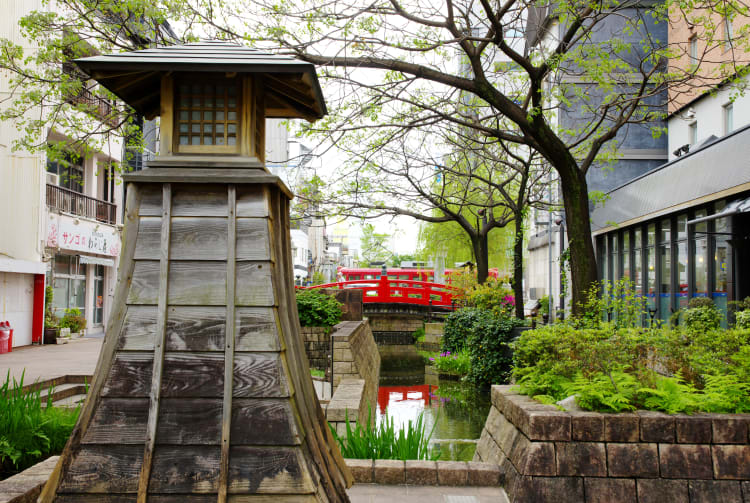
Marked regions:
[82,398,148,444]
[232,353,289,398]
[138,183,172,503]
[236,187,268,217]
[235,308,280,352]
[102,353,153,397]
[55,497,228,503]
[139,186,162,216]
[133,217,162,260]
[129,261,229,306]
[219,185,237,503]
[148,446,220,493]
[161,353,224,397]
[58,445,142,493]
[171,217,228,260]
[228,447,314,494]
[166,306,225,351]
[127,261,160,305]
[169,261,227,305]
[228,496,318,503]
[156,398,222,445]
[136,217,230,261]
[235,262,274,306]
[172,186,227,216]
[118,306,158,350]
[236,218,271,261]
[231,399,300,446]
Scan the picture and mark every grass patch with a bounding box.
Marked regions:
[329,406,438,461]
[1,371,81,479]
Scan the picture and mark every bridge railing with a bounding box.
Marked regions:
[301,276,459,308]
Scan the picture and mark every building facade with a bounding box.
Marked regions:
[0,1,124,346]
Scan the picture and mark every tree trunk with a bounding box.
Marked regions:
[472,232,489,284]
[558,165,598,316]
[512,211,525,320]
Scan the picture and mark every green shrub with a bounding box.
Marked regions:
[683,299,721,334]
[1,372,80,478]
[58,308,85,333]
[736,310,750,330]
[465,314,522,388]
[442,308,484,353]
[413,326,425,343]
[296,290,343,327]
[463,278,515,317]
[430,350,471,376]
[329,406,438,461]
[512,323,750,413]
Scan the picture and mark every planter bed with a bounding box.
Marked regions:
[474,385,750,503]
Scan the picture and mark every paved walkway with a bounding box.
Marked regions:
[1,338,102,384]
[347,484,508,502]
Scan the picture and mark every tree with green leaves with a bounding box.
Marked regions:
[360,223,393,266]
[3,0,748,314]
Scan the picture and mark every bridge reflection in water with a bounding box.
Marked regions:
[375,381,490,461]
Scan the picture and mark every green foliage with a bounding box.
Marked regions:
[575,278,647,329]
[1,371,80,478]
[683,304,722,334]
[538,295,551,316]
[311,271,326,286]
[463,278,515,318]
[329,406,438,461]
[465,313,522,388]
[567,368,640,412]
[430,351,471,376]
[513,323,750,413]
[310,368,325,379]
[295,290,343,327]
[58,308,85,333]
[736,310,750,330]
[44,286,58,329]
[412,326,425,343]
[442,308,486,353]
[360,223,392,266]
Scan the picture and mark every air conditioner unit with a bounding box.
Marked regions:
[46,173,59,186]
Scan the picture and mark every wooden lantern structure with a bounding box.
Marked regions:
[40,41,351,503]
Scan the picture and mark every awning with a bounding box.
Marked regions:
[688,196,750,225]
[79,255,116,267]
[0,257,46,275]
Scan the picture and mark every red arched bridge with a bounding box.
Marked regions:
[300,276,458,310]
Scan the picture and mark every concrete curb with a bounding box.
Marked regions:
[345,459,504,486]
[0,456,58,503]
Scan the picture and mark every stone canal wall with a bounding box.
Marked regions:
[301,326,331,371]
[475,385,750,503]
[331,320,380,414]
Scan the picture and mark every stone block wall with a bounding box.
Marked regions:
[331,320,380,416]
[326,379,368,436]
[301,326,331,371]
[474,385,750,503]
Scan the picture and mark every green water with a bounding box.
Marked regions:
[376,374,490,461]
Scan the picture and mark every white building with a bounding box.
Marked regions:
[0,1,123,346]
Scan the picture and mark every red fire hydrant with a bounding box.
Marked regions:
[0,321,10,354]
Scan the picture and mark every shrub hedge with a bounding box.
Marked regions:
[296,289,343,327]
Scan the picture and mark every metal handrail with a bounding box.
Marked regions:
[46,183,117,225]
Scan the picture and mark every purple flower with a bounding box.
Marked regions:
[429,357,435,361]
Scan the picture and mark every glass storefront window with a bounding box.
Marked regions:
[714,236,729,327]
[660,218,671,243]
[50,254,86,319]
[646,246,656,311]
[677,242,689,309]
[622,232,630,279]
[676,214,687,240]
[634,228,642,249]
[694,238,708,296]
[94,265,104,325]
[694,209,707,234]
[634,249,642,295]
[647,224,655,247]
[659,244,671,321]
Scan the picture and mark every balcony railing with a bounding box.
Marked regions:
[46,184,117,225]
[65,86,120,128]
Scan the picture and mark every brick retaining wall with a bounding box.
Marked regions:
[474,385,750,502]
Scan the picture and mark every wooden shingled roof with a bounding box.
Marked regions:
[74,40,327,121]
